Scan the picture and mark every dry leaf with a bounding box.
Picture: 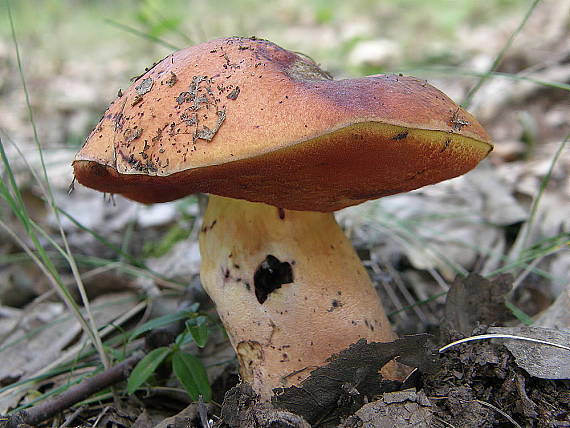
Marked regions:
[488,326,570,380]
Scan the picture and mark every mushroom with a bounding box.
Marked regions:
[73,37,492,400]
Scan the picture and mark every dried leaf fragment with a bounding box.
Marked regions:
[135,77,154,95]
[487,326,570,380]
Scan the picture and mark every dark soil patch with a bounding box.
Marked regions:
[215,339,569,427]
[423,342,570,427]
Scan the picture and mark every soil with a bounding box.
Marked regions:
[422,342,570,427]
[212,339,569,427]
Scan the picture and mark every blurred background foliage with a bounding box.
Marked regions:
[0,0,531,151]
[1,0,526,74]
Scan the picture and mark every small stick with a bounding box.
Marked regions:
[198,396,211,428]
[60,405,85,428]
[6,351,144,428]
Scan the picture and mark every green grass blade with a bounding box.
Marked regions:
[462,0,542,108]
[129,307,198,341]
[6,0,108,368]
[388,291,448,317]
[403,66,570,92]
[105,19,180,50]
[127,346,171,394]
[514,134,569,261]
[56,206,145,268]
[505,302,534,326]
[172,351,212,401]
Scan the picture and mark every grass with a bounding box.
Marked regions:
[4,0,109,371]
[509,134,569,266]
[461,0,542,108]
[0,0,568,420]
[0,0,527,76]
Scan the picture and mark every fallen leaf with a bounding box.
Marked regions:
[443,274,513,338]
[488,326,570,380]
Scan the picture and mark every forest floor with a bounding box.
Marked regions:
[0,0,569,426]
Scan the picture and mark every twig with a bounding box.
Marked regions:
[92,405,112,427]
[198,396,211,428]
[60,405,85,428]
[470,400,522,428]
[6,352,144,428]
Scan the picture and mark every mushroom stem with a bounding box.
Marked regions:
[199,195,397,400]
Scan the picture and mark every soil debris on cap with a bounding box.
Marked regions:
[124,127,143,143]
[163,71,177,87]
[135,77,154,95]
[131,94,143,106]
[227,86,240,100]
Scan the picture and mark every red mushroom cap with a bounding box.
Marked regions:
[74,37,492,211]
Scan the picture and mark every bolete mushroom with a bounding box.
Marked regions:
[73,37,492,400]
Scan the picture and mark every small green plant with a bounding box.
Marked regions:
[142,224,192,258]
[127,310,212,401]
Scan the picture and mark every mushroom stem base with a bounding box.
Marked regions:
[199,195,397,400]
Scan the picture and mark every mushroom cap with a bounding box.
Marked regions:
[73,37,492,212]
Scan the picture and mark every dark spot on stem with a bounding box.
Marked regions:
[327,299,343,312]
[253,255,293,304]
[278,207,285,220]
[201,219,217,233]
